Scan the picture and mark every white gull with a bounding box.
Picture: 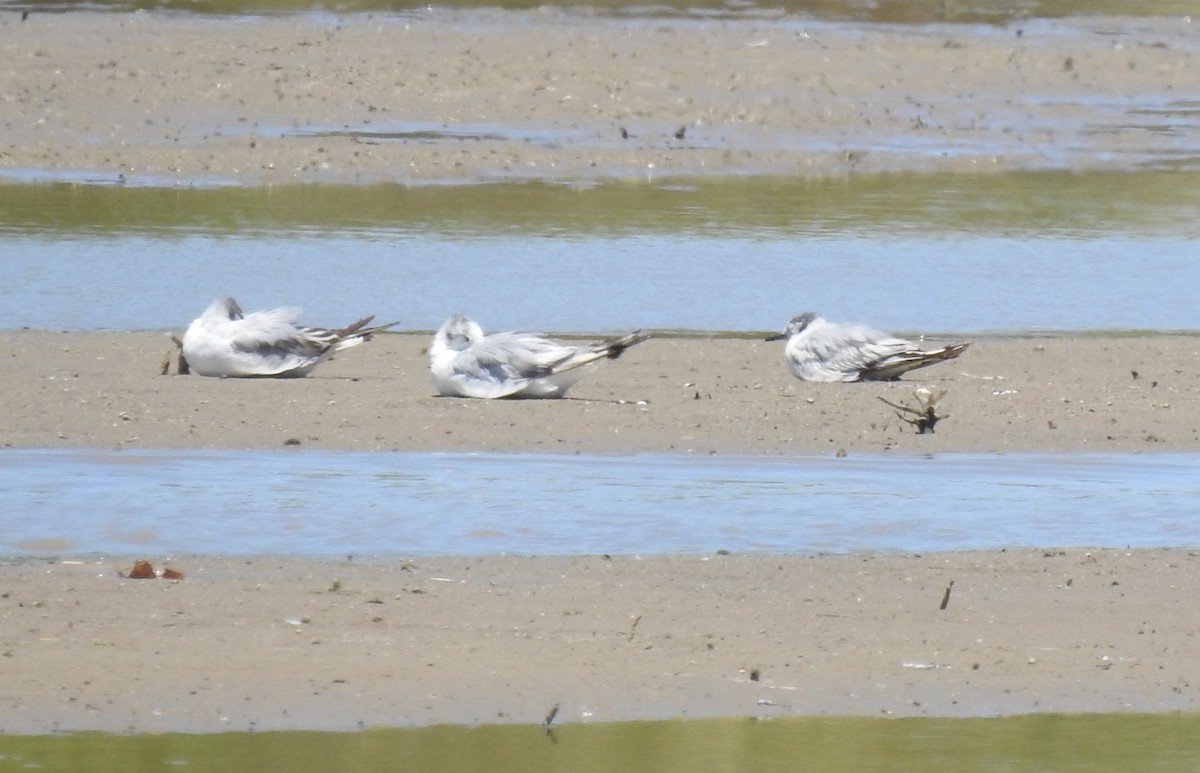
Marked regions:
[429,314,650,398]
[180,296,397,378]
[766,312,969,382]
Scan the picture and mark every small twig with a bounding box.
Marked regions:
[877,387,948,434]
[878,395,939,433]
[541,703,560,742]
[878,395,921,416]
[939,579,955,611]
[626,614,642,642]
[757,699,794,708]
[161,333,190,375]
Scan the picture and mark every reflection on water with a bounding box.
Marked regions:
[7,172,1197,236]
[2,173,1198,334]
[3,713,1200,772]
[2,449,1197,557]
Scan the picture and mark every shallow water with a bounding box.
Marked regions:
[3,173,1199,334]
[3,449,1197,557]
[3,712,1200,773]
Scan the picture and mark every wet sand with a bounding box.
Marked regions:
[2,11,1197,184]
[3,7,1200,735]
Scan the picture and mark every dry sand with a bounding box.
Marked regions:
[3,330,1198,455]
[2,7,1199,734]
[4,548,1200,734]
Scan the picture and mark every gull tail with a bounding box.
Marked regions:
[552,330,652,375]
[863,342,970,381]
[595,330,652,361]
[328,316,401,352]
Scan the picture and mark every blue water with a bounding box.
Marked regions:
[3,449,1197,557]
[3,230,1197,334]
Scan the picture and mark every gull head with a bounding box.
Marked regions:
[766,311,818,342]
[204,295,245,321]
[436,313,485,352]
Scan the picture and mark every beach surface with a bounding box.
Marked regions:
[2,330,1199,733]
[3,5,1200,735]
[2,10,1197,184]
[3,330,1198,455]
[4,548,1200,734]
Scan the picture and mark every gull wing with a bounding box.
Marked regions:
[226,307,329,376]
[470,332,578,380]
[549,330,653,374]
[315,315,400,352]
[861,342,971,381]
[789,321,912,382]
[441,332,576,398]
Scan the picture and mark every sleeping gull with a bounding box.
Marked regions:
[766,312,969,382]
[429,314,651,398]
[181,296,398,378]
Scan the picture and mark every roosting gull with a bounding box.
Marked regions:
[766,312,969,382]
[429,314,651,399]
[180,296,397,378]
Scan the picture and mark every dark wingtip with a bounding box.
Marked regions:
[335,314,376,338]
[941,342,971,359]
[604,330,652,360]
[356,320,401,342]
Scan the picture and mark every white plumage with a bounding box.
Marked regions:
[429,314,650,399]
[767,312,969,382]
[180,296,396,378]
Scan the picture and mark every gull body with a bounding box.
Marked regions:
[429,314,650,399]
[766,312,969,382]
[181,296,397,378]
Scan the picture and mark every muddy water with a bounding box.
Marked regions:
[2,712,1199,772]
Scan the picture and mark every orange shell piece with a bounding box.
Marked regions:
[127,560,156,579]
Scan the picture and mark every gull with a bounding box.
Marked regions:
[766,312,969,382]
[180,296,397,378]
[429,314,651,398]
